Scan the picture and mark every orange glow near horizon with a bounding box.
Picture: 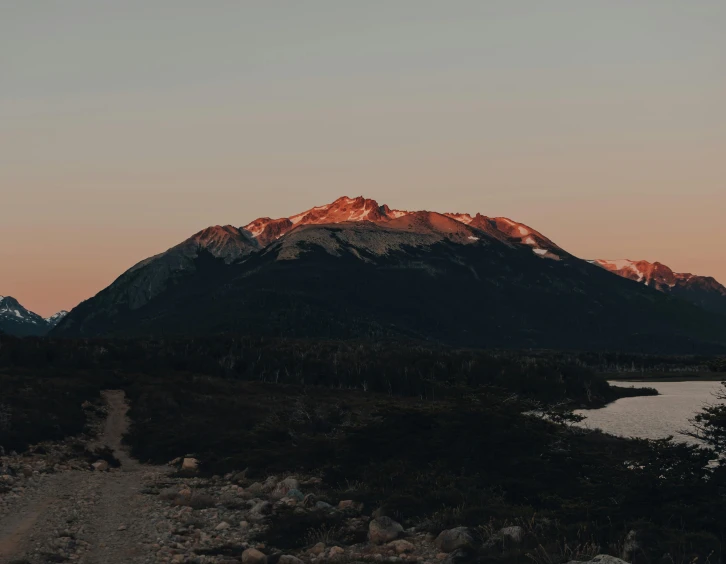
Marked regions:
[3,187,725,317]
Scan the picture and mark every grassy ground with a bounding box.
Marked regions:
[0,368,118,452]
[121,373,725,562]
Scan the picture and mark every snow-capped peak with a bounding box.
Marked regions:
[0,296,25,317]
[45,310,69,327]
[0,295,48,329]
[0,297,74,335]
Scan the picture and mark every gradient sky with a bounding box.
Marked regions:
[2,1,725,316]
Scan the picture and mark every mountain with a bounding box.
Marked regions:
[45,310,69,329]
[593,259,726,315]
[53,196,726,352]
[0,296,69,336]
[0,297,54,336]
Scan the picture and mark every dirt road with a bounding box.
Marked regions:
[0,390,166,564]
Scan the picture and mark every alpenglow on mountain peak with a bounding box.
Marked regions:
[591,258,726,314]
[234,195,562,259]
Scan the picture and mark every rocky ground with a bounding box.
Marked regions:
[0,391,631,564]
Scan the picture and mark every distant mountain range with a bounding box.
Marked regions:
[51,196,726,352]
[0,296,67,337]
[592,259,726,315]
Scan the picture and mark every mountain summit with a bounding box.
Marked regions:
[53,196,726,352]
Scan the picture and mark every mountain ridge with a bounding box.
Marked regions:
[0,296,68,336]
[52,195,726,352]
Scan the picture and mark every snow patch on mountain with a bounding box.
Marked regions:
[45,310,69,327]
[234,198,565,262]
[444,213,474,225]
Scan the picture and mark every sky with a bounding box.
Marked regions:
[2,1,725,316]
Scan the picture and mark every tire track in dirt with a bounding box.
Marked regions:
[0,390,167,564]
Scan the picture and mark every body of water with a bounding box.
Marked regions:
[575,380,725,444]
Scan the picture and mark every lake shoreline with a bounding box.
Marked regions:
[575,379,725,445]
[574,381,660,411]
[600,372,726,382]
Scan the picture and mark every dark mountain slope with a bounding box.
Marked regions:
[671,275,726,315]
[54,222,726,353]
[72,224,258,315]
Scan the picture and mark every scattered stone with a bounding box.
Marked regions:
[338,499,355,509]
[91,460,109,472]
[329,546,345,558]
[215,520,231,530]
[389,539,415,554]
[286,488,305,501]
[369,516,404,544]
[242,547,268,564]
[275,476,300,494]
[262,476,278,492]
[247,482,264,494]
[435,527,474,553]
[248,500,272,522]
[311,542,326,555]
[279,556,304,564]
[181,457,199,473]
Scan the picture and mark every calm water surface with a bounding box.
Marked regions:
[575,381,725,444]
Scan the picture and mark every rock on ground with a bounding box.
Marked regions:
[368,516,404,544]
[242,547,268,564]
[435,527,474,553]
